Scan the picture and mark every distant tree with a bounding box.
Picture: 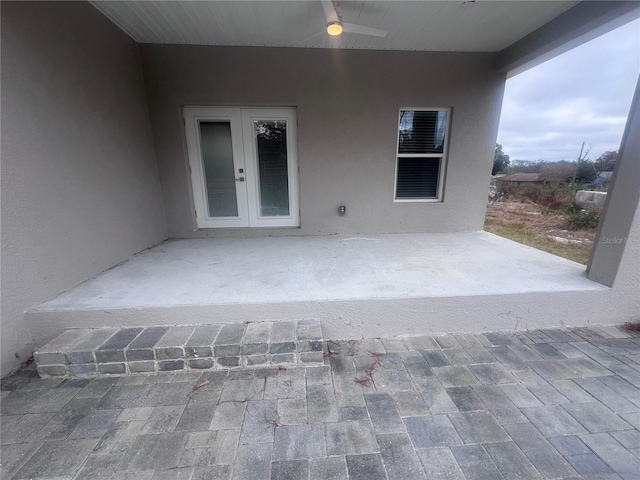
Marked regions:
[575,161,597,184]
[594,151,617,172]
[508,159,545,174]
[540,161,576,183]
[570,142,591,185]
[492,144,510,175]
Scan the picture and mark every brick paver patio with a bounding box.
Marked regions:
[2,325,640,479]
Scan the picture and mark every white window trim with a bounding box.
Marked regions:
[393,107,451,203]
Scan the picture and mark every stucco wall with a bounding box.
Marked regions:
[1,2,167,376]
[141,45,505,237]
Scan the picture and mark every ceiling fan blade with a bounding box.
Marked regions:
[321,0,339,23]
[298,30,325,45]
[342,23,388,37]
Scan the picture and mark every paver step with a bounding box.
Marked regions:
[34,320,324,378]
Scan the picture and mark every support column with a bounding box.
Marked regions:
[588,77,640,286]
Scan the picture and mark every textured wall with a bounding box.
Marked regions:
[141,45,506,237]
[1,2,167,376]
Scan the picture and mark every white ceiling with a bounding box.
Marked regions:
[90,1,579,52]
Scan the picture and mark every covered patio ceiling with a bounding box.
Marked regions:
[90,1,639,75]
[91,0,579,51]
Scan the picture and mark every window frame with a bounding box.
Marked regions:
[394,107,451,203]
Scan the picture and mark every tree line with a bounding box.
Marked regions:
[492,144,617,184]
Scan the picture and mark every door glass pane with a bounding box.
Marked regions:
[255,120,290,217]
[200,122,238,217]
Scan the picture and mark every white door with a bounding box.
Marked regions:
[184,107,299,229]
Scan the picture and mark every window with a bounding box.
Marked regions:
[395,108,450,201]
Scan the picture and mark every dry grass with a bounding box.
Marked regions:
[484,202,596,265]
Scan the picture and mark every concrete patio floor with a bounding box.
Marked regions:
[34,232,600,310]
[2,325,640,480]
[26,232,613,345]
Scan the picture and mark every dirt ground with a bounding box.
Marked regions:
[484,201,596,265]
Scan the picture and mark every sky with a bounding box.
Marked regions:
[497,19,640,163]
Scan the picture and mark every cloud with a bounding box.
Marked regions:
[498,19,640,162]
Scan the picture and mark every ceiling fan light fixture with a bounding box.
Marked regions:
[327,21,343,36]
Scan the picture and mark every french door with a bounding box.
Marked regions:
[184,107,299,228]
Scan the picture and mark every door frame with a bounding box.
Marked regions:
[183,106,299,229]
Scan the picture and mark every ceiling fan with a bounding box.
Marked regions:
[300,0,388,43]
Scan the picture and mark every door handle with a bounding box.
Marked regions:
[235,177,245,182]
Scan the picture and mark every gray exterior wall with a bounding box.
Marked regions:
[1,2,167,376]
[141,45,505,237]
